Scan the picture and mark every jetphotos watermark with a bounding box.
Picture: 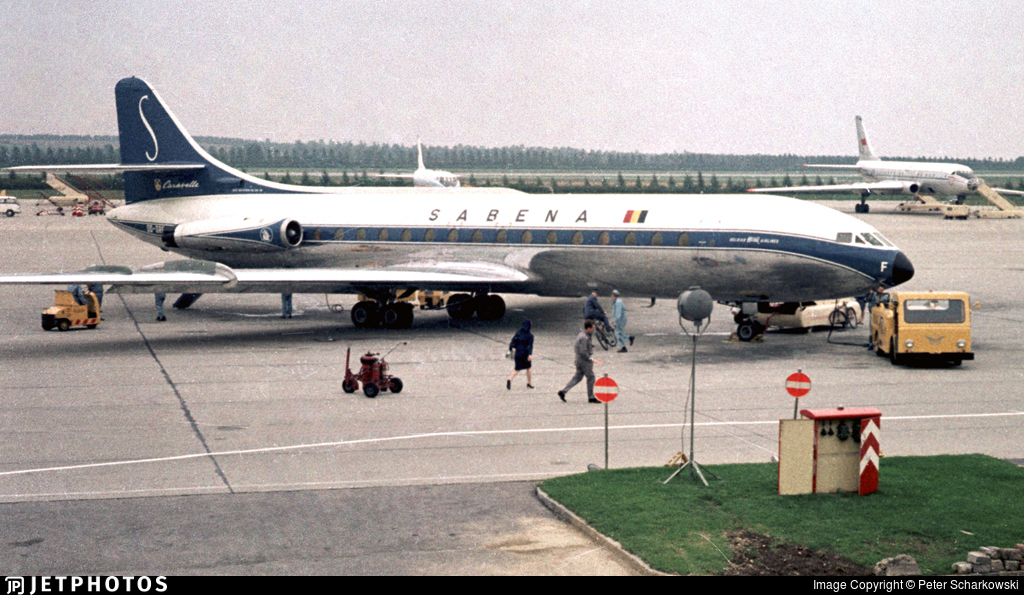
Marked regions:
[6,577,168,594]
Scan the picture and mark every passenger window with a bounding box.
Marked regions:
[424,229,435,242]
[598,231,610,245]
[448,229,459,242]
[472,230,483,243]
[546,231,558,244]
[836,233,852,243]
[401,229,411,242]
[677,232,689,247]
[378,229,388,242]
[651,232,663,246]
[356,228,366,241]
[572,231,584,245]
[520,230,532,244]
[496,229,507,243]
[624,232,636,246]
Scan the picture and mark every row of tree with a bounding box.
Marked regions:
[8,167,1024,195]
[3,134,1023,173]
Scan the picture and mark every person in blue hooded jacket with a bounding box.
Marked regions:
[507,320,535,390]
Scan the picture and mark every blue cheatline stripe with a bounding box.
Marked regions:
[112,220,889,279]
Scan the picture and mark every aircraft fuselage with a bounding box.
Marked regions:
[107,191,910,303]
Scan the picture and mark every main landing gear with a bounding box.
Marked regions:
[350,292,506,329]
[855,193,871,214]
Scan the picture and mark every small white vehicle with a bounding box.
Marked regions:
[735,298,862,341]
[1,196,21,217]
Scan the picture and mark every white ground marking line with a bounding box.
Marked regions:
[1,411,1021,479]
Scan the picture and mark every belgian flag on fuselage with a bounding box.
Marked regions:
[623,210,648,224]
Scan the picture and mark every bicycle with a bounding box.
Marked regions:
[588,319,617,350]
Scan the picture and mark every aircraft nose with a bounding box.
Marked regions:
[888,251,914,287]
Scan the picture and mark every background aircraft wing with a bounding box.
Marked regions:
[8,164,206,173]
[749,180,908,194]
[0,260,531,295]
[991,187,1024,196]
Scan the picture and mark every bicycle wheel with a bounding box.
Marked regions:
[594,327,611,350]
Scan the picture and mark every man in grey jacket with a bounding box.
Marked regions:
[558,320,601,403]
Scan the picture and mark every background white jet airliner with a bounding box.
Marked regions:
[375,140,460,187]
[750,116,980,213]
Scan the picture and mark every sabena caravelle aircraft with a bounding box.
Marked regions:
[749,116,981,213]
[2,77,914,335]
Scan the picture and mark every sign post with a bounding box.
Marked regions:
[594,375,619,469]
[786,370,811,418]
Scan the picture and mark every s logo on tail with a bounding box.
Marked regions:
[138,95,159,161]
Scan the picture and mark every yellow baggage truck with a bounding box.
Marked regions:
[42,290,101,331]
[870,291,974,365]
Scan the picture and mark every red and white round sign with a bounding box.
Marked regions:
[594,376,619,403]
[785,372,811,397]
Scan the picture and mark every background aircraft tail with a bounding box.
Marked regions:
[114,77,282,203]
[855,116,879,162]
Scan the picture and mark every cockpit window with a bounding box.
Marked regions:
[860,233,883,247]
[836,232,852,243]
[873,233,893,247]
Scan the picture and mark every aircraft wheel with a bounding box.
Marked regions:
[736,320,761,342]
[389,378,403,394]
[351,301,381,328]
[476,295,506,321]
[382,303,414,329]
[446,294,475,320]
[5,210,14,217]
[363,382,379,398]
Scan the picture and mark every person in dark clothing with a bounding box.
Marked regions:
[507,320,535,389]
[583,289,612,332]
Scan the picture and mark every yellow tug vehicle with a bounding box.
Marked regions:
[871,291,975,365]
[42,290,101,331]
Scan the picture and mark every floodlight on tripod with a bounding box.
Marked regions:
[663,287,719,486]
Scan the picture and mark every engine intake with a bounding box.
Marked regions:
[166,217,303,252]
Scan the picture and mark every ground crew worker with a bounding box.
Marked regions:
[558,320,601,404]
[611,289,635,353]
[156,293,167,321]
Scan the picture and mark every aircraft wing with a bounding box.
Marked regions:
[749,180,908,195]
[991,187,1024,196]
[0,259,531,295]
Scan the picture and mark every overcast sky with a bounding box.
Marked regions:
[2,0,1022,159]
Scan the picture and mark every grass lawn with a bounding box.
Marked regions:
[539,454,1023,575]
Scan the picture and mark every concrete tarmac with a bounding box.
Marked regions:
[1,201,1021,575]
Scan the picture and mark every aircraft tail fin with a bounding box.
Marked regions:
[855,116,879,162]
[114,77,285,203]
[416,138,425,171]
